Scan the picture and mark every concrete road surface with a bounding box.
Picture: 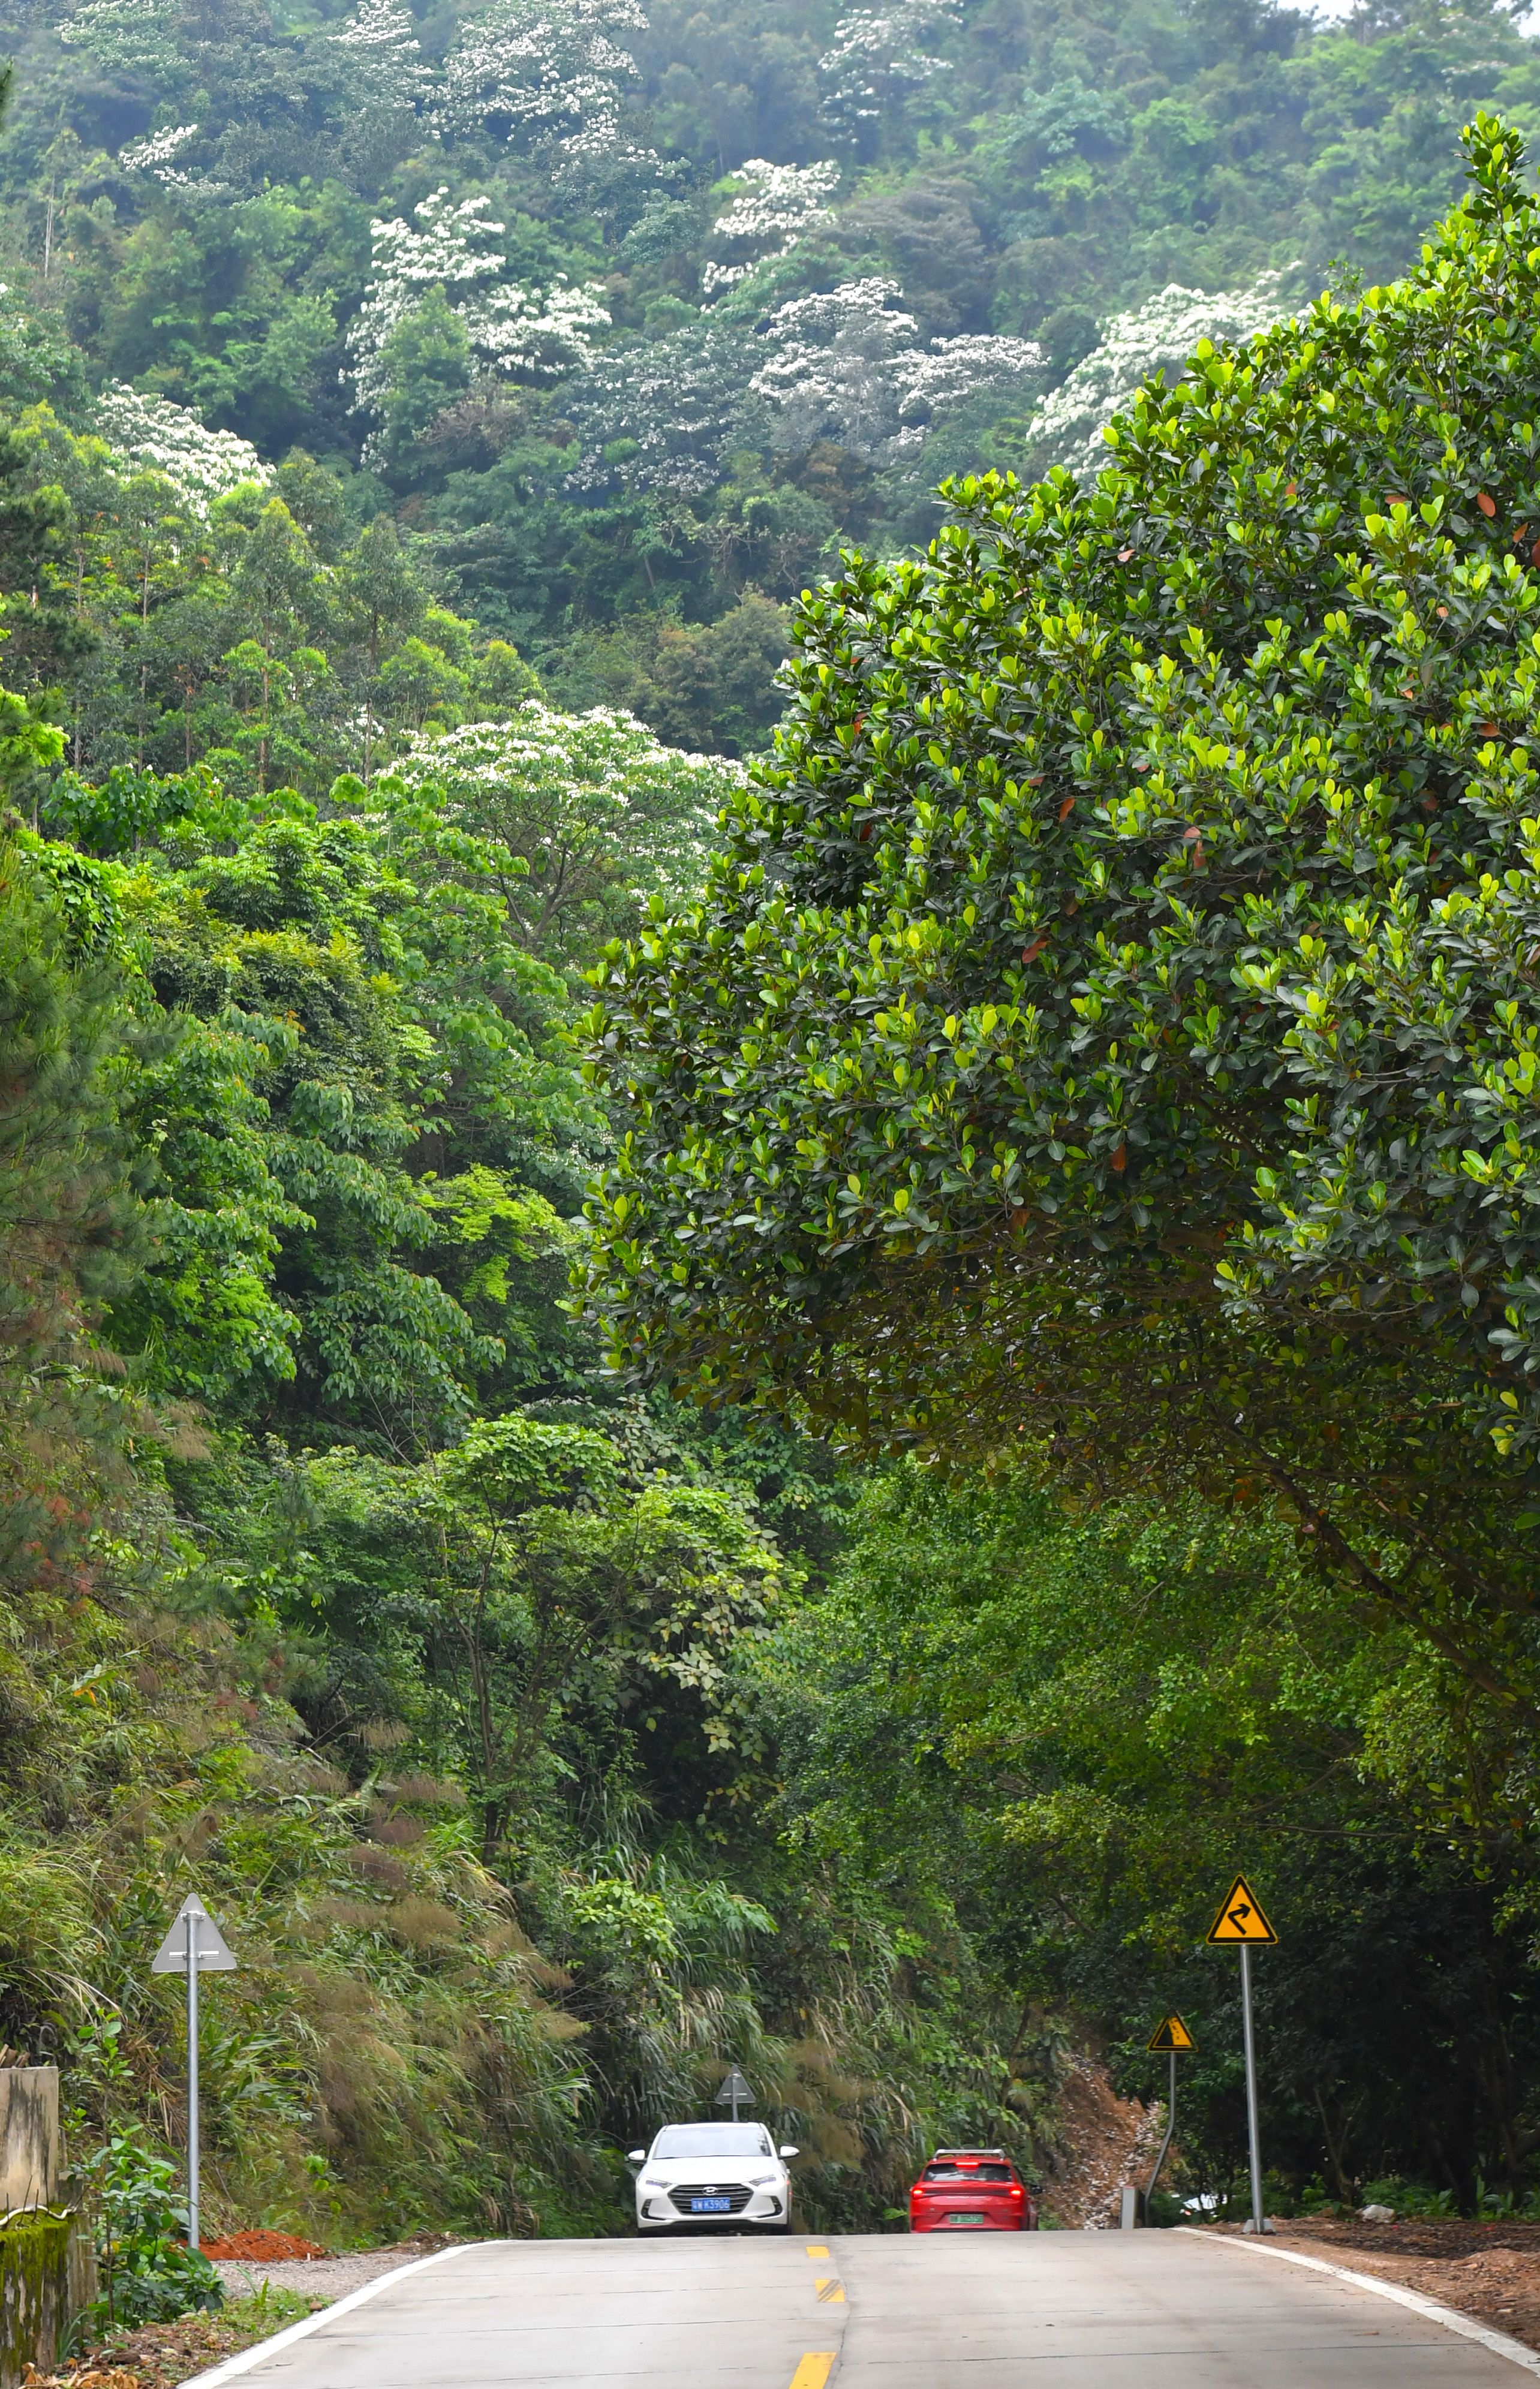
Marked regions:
[204,2228,1536,2388]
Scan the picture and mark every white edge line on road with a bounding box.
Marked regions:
[177,2240,486,2389]
[1178,2225,1540,2376]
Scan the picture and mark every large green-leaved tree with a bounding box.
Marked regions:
[580,116,1540,1732]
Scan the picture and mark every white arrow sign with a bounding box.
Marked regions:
[152,1895,236,1973]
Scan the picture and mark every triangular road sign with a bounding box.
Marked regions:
[1206,1875,1277,1946]
[152,1895,237,1973]
[715,2068,754,2107]
[1147,2013,1196,2053]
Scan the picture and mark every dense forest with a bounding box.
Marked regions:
[5,0,1540,757]
[2,0,1540,2276]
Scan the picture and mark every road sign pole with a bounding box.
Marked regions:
[1240,1943,1264,2234]
[1203,1875,1274,2232]
[154,1897,234,2250]
[1142,2014,1193,2216]
[187,1905,200,2250]
[1146,2049,1178,2202]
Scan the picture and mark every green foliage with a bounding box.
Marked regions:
[0,652,1032,2241]
[0,823,157,1601]
[758,1456,1540,2207]
[82,2127,224,2330]
[3,0,1539,754]
[580,116,1540,1770]
[375,704,741,971]
[3,0,1540,2230]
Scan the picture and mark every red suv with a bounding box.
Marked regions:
[909,2148,1038,2232]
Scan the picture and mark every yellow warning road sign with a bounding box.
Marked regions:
[1147,2014,1196,2053]
[1207,1875,1277,1945]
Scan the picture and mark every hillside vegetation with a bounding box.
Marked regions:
[2,0,1540,755]
[1,0,1540,2253]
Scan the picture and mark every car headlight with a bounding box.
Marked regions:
[641,2177,669,2189]
[747,2172,780,2185]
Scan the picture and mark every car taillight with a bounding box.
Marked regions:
[1009,2185,1022,2198]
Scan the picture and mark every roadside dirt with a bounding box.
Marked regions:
[1039,2057,1160,2229]
[198,2231,327,2262]
[23,2309,299,2389]
[1214,2216,1540,2354]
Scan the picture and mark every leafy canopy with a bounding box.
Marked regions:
[581,116,1540,1718]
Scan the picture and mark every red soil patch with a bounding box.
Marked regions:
[198,2230,329,2261]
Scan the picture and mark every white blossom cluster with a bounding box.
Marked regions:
[817,0,957,143]
[436,0,649,174]
[347,188,609,431]
[750,278,1042,462]
[701,159,841,297]
[118,122,201,178]
[94,384,269,513]
[1027,271,1298,478]
[330,0,429,112]
[387,703,741,911]
[564,320,759,495]
[896,331,1046,426]
[58,0,179,74]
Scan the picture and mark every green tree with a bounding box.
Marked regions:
[374,292,472,479]
[335,518,427,785]
[378,703,742,971]
[0,709,153,1592]
[580,117,1540,1740]
[762,1457,1540,2206]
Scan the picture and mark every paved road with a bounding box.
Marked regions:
[211,2229,1534,2388]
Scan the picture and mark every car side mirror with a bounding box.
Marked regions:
[627,2150,646,2164]
[779,2144,799,2159]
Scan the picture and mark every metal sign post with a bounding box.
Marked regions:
[1144,2014,1195,2207]
[715,2069,753,2124]
[152,1897,236,2250]
[1205,1875,1276,2236]
[1240,1946,1264,2235]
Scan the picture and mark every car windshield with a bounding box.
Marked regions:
[653,2125,773,2159]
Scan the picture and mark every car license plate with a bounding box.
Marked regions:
[943,2212,988,2226]
[691,2197,732,2212]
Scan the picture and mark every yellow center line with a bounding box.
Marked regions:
[804,2243,831,2258]
[814,2277,845,2303]
[789,2357,837,2389]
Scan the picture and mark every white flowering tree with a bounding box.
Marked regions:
[702,160,841,298]
[347,189,609,434]
[94,384,269,514]
[750,278,918,451]
[437,0,650,174]
[750,278,1041,462]
[377,704,742,961]
[892,332,1046,434]
[330,0,429,116]
[58,0,179,76]
[118,124,203,185]
[817,0,957,148]
[564,321,761,496]
[1026,271,1298,477]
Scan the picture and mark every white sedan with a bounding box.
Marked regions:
[628,2122,799,2233]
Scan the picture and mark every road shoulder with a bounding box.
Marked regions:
[1188,2227,1540,2376]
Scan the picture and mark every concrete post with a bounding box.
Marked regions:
[0,2069,58,2216]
